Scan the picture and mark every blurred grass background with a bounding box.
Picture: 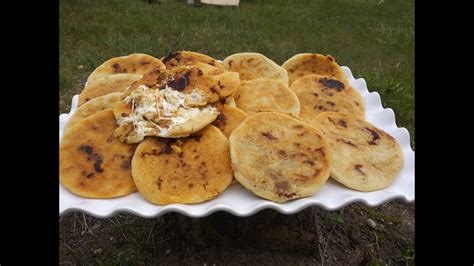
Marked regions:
[60,0,414,147]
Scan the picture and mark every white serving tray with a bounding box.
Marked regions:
[59,66,414,218]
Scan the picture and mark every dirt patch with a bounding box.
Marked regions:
[59,200,414,264]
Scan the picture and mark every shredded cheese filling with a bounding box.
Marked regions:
[117,85,218,142]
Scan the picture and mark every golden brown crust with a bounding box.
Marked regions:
[235,78,300,116]
[131,126,233,204]
[310,112,403,191]
[87,53,165,82]
[229,112,331,202]
[162,51,225,70]
[65,92,122,134]
[290,74,365,121]
[60,109,137,198]
[78,74,141,106]
[282,53,346,85]
[223,53,289,85]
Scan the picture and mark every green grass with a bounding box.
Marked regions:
[60,0,414,147]
[363,206,402,224]
[395,245,415,264]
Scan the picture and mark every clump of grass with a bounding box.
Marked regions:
[363,207,402,224]
[395,245,415,264]
[328,212,345,225]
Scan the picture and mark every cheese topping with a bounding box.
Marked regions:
[116,85,218,143]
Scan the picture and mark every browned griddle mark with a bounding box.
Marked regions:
[337,138,357,147]
[167,70,191,91]
[188,134,203,142]
[276,191,297,198]
[275,181,289,191]
[128,145,137,154]
[354,164,365,175]
[319,78,345,91]
[112,63,120,72]
[140,140,175,157]
[93,160,103,172]
[199,161,208,177]
[277,150,287,156]
[262,132,277,140]
[313,168,321,177]
[79,145,93,155]
[338,120,347,128]
[366,127,380,145]
[162,52,181,63]
[203,182,209,190]
[218,81,225,89]
[82,170,95,179]
[313,93,319,97]
[294,174,310,181]
[303,160,315,165]
[112,154,126,160]
[327,117,336,124]
[157,177,163,190]
[293,125,304,130]
[314,147,326,157]
[291,152,309,159]
[270,174,280,180]
[297,131,306,137]
[106,135,114,143]
[120,157,132,170]
[326,101,335,107]
[210,85,218,93]
[161,141,174,154]
[212,113,227,129]
[79,145,103,173]
[274,180,297,198]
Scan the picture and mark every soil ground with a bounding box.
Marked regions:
[60,200,414,265]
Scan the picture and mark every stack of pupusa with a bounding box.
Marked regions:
[59,50,404,205]
[60,51,243,205]
[223,52,404,202]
